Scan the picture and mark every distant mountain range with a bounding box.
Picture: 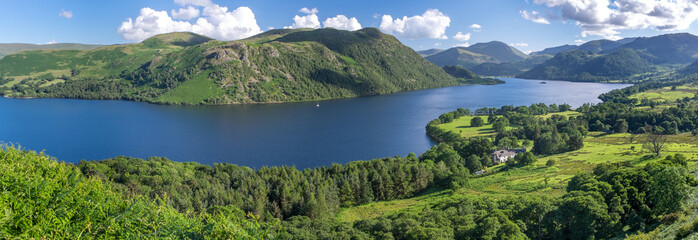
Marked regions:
[0,28,488,104]
[517,33,698,81]
[425,41,528,69]
[423,41,547,76]
[417,32,698,81]
[0,43,103,58]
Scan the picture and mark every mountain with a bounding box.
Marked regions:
[517,48,654,82]
[417,48,444,57]
[424,47,497,68]
[616,37,638,44]
[0,29,469,104]
[425,41,527,68]
[466,41,529,62]
[574,39,624,53]
[531,45,577,56]
[619,33,698,64]
[517,33,698,82]
[0,43,103,58]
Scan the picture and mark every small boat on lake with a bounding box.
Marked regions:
[540,81,547,84]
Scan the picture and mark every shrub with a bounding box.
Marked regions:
[546,159,556,167]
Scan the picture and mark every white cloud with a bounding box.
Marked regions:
[574,39,585,44]
[284,7,321,29]
[453,32,471,41]
[527,0,698,39]
[59,10,73,19]
[509,42,529,47]
[454,42,470,47]
[434,42,442,47]
[323,15,362,31]
[46,39,57,45]
[299,7,318,15]
[118,2,262,42]
[118,8,193,42]
[379,9,450,39]
[520,10,550,24]
[469,24,482,31]
[171,6,200,20]
[524,50,533,54]
[286,13,321,29]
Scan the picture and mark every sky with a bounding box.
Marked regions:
[3,0,698,53]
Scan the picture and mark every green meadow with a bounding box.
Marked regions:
[338,130,698,223]
[630,85,698,102]
[436,111,580,138]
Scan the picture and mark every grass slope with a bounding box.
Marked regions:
[338,132,698,223]
[0,43,103,58]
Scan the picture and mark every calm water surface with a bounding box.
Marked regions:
[0,78,630,169]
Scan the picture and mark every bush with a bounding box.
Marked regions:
[676,218,698,239]
[546,159,556,167]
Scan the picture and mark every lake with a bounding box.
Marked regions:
[0,78,630,169]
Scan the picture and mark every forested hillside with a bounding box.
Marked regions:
[0,28,467,105]
[517,48,656,82]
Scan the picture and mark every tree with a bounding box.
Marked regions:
[534,132,559,155]
[493,117,509,133]
[515,152,537,166]
[466,155,483,173]
[471,116,484,127]
[613,119,628,133]
[643,133,667,157]
[648,166,688,215]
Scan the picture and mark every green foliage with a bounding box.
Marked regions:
[514,152,537,166]
[470,116,484,127]
[546,159,556,167]
[647,165,689,215]
[0,145,273,239]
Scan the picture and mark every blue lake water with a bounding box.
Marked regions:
[0,78,630,169]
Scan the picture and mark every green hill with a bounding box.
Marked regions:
[517,48,654,82]
[425,41,528,68]
[0,43,103,58]
[0,28,467,104]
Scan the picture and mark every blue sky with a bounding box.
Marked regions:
[3,0,698,53]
